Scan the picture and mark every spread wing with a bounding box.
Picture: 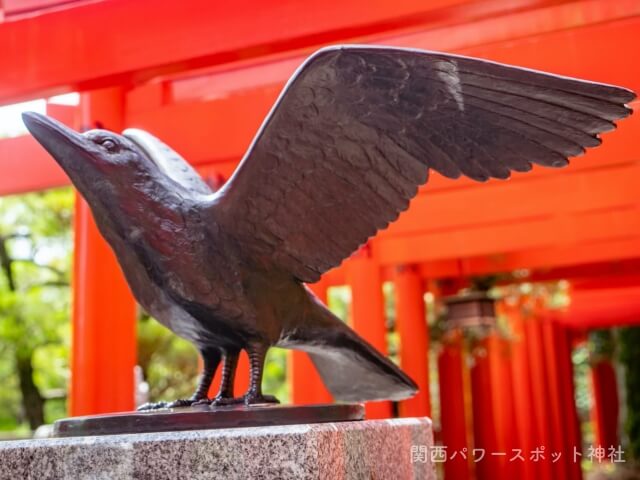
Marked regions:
[124,128,213,195]
[212,45,636,282]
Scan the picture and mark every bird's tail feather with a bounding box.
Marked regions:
[284,295,418,402]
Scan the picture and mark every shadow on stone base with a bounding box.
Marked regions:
[54,403,364,437]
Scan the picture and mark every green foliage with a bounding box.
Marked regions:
[0,350,20,430]
[383,282,400,365]
[618,326,640,462]
[137,314,200,402]
[572,343,595,445]
[327,286,350,323]
[589,328,616,363]
[264,348,289,402]
[0,188,73,432]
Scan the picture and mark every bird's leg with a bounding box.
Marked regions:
[169,348,221,407]
[137,348,221,411]
[205,343,279,407]
[242,342,279,406]
[210,349,240,406]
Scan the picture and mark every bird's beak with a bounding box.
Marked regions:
[22,111,94,172]
[22,111,85,151]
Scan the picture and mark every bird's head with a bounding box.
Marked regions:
[22,111,157,206]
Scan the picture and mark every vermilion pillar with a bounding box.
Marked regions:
[525,305,554,480]
[488,333,519,479]
[393,265,430,417]
[544,315,586,480]
[346,247,392,419]
[559,328,584,480]
[504,301,540,480]
[542,314,570,480]
[470,335,502,480]
[70,88,137,416]
[590,357,620,452]
[289,278,333,404]
[438,330,471,480]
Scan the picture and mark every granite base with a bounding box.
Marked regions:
[0,417,435,479]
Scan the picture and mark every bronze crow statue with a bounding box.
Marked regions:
[23,46,635,408]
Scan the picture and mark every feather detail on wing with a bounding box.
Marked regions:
[211,45,636,282]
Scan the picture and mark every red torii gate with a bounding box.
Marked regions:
[1,1,639,478]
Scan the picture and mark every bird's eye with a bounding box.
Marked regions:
[99,138,118,152]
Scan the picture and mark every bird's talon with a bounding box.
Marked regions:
[211,395,242,406]
[137,401,170,411]
[243,393,279,406]
[139,397,209,411]
[166,398,200,408]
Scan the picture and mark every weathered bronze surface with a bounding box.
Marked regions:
[22,45,635,411]
[53,403,364,437]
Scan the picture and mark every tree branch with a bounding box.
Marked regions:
[0,236,16,291]
[12,259,68,281]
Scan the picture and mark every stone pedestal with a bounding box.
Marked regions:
[0,417,435,479]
